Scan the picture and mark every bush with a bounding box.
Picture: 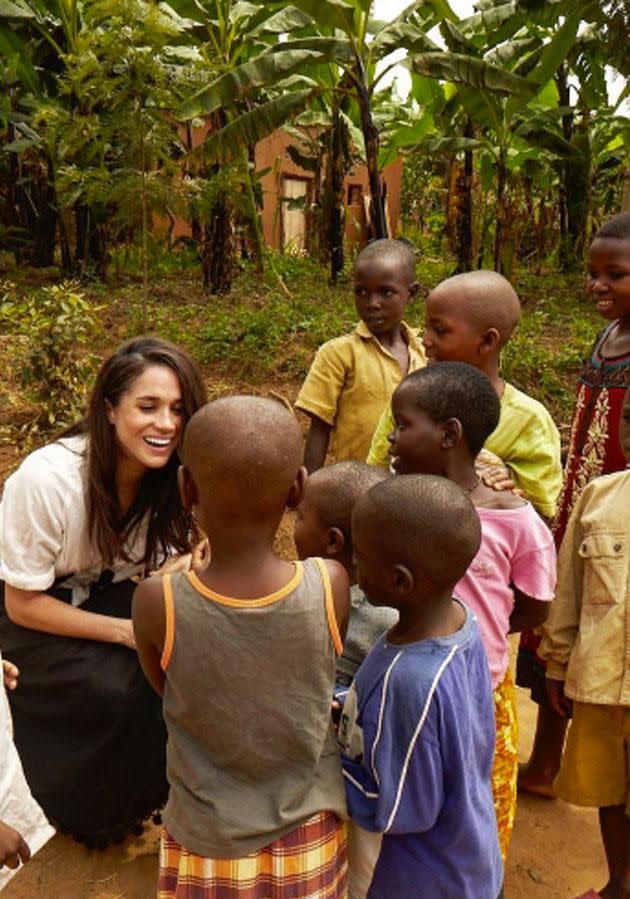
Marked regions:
[0,281,102,443]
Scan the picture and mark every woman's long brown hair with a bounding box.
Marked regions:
[65,337,207,569]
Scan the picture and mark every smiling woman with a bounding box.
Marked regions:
[0,337,207,845]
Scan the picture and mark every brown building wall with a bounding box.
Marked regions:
[255,130,403,252]
[169,125,403,251]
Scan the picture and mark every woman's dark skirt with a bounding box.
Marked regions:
[0,578,168,843]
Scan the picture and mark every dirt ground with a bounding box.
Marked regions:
[3,687,606,899]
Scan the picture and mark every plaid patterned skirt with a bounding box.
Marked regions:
[159,812,348,898]
[491,667,519,860]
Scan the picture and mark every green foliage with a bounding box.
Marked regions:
[0,280,101,441]
[502,270,598,419]
[115,253,594,423]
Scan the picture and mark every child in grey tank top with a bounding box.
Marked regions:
[133,397,351,898]
[293,462,397,688]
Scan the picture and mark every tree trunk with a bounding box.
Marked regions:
[140,112,149,327]
[244,145,264,274]
[356,82,387,239]
[445,156,458,255]
[565,126,591,265]
[328,103,345,282]
[7,132,58,268]
[455,123,474,272]
[74,204,108,279]
[202,199,235,294]
[556,64,582,272]
[493,148,507,273]
[198,110,236,294]
[58,209,73,272]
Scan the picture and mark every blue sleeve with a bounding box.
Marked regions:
[342,670,445,834]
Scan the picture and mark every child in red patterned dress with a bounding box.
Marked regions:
[519,212,630,798]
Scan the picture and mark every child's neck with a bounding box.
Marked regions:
[389,594,464,644]
[337,551,356,587]
[475,356,504,397]
[198,527,294,599]
[441,456,480,495]
[374,322,405,347]
[375,323,409,375]
[601,315,630,356]
[441,452,518,510]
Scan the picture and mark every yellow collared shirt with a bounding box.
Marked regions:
[539,470,630,706]
[367,381,562,519]
[295,321,425,463]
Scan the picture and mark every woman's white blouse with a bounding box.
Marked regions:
[0,435,146,605]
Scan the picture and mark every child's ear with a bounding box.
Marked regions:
[479,327,500,355]
[327,527,345,557]
[178,465,198,512]
[393,563,414,595]
[441,417,463,450]
[286,465,307,510]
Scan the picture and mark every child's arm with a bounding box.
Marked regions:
[304,416,332,473]
[0,820,30,871]
[342,672,444,834]
[323,558,351,642]
[538,500,585,715]
[132,575,167,696]
[506,512,557,633]
[1,660,18,692]
[295,340,350,472]
[508,589,549,633]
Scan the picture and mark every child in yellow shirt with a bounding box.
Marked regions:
[295,239,425,471]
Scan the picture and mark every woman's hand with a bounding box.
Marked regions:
[0,820,30,870]
[115,619,137,651]
[2,660,19,691]
[5,585,137,648]
[150,553,192,576]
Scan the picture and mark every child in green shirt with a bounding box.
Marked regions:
[367,270,562,519]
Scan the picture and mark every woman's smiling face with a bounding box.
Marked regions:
[106,364,183,477]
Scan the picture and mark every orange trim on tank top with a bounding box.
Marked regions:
[314,557,343,656]
[186,562,304,607]
[161,573,175,670]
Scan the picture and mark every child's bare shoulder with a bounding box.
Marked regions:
[474,485,527,511]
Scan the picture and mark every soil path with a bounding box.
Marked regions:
[3,688,606,899]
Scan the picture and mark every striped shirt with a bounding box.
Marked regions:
[338,604,503,899]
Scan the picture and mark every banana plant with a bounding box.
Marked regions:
[176,0,456,240]
[165,0,319,289]
[402,0,604,273]
[0,0,85,266]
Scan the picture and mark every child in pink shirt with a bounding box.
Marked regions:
[455,510,556,692]
[389,361,557,861]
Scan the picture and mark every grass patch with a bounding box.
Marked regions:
[0,251,601,445]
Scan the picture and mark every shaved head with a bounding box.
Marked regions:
[182,396,303,519]
[353,475,481,590]
[355,238,418,284]
[307,462,390,544]
[429,270,521,346]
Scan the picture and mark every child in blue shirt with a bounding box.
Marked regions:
[338,474,503,899]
